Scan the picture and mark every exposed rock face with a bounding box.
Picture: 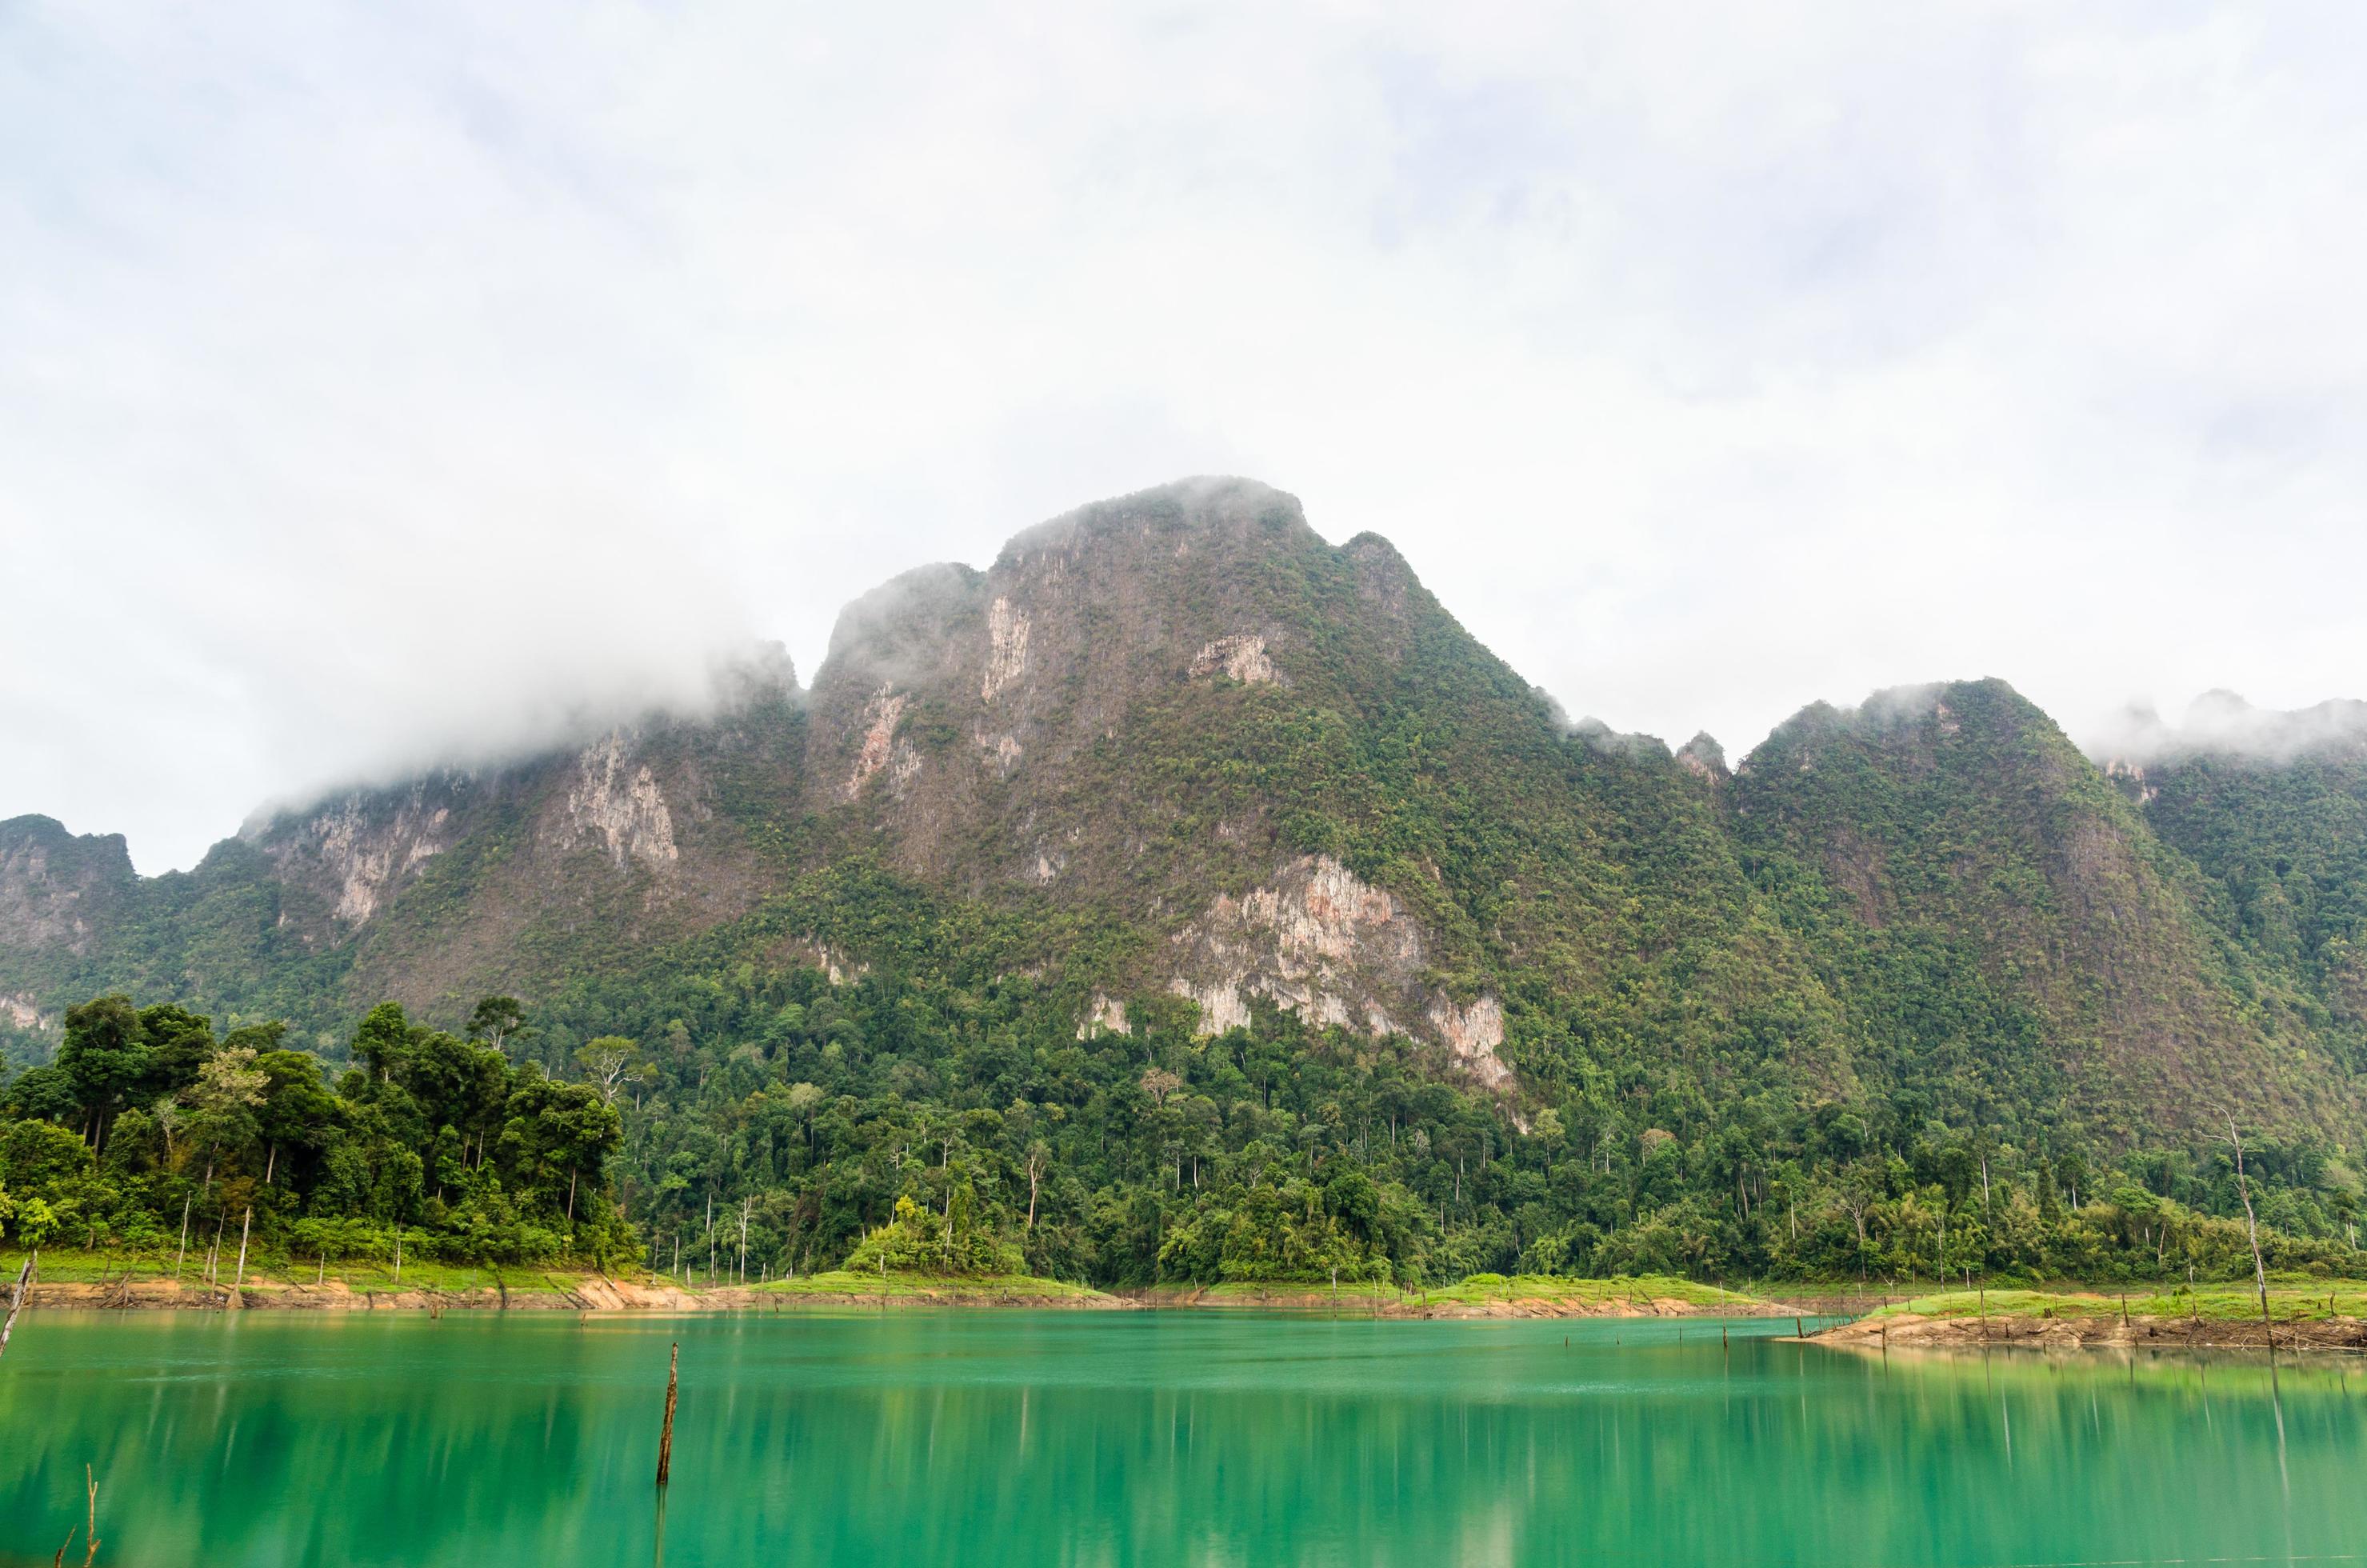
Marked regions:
[2101,758,2159,807]
[1166,854,1509,1083]
[799,478,1409,894]
[1426,995,1510,1088]
[982,597,1032,700]
[1192,634,1275,685]
[559,732,679,870]
[254,782,460,928]
[1077,990,1130,1039]
[2,990,51,1034]
[0,817,134,955]
[1675,734,1728,783]
[843,686,911,800]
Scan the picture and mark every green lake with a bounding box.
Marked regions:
[2,1310,2361,1565]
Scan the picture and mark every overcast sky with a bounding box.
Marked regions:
[6,1,2364,872]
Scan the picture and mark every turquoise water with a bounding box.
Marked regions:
[2,1310,2361,1565]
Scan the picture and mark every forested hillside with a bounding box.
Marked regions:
[4,478,2363,1286]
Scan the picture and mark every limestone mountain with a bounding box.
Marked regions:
[1728,680,2354,1138]
[2100,694,2367,1062]
[4,478,2362,1150]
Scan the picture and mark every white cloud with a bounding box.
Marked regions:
[4,0,2362,868]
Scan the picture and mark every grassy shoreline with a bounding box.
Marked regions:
[13,1250,2362,1342]
[5,1253,1791,1316]
[1813,1278,2367,1351]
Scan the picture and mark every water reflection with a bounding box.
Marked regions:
[0,1311,2360,1566]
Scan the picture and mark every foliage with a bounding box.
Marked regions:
[0,997,628,1269]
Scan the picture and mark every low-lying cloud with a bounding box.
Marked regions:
[4,2,2364,869]
[2087,692,2367,768]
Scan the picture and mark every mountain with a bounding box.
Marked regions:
[2099,694,2367,1069]
[1730,681,2350,1139]
[6,478,2363,1157]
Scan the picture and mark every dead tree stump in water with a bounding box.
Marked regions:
[656,1342,680,1488]
[0,1253,34,1363]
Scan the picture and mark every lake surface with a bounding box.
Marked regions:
[2,1309,2361,1566]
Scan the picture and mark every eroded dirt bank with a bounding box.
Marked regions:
[18,1277,710,1312]
[12,1277,1136,1313]
[1815,1310,2367,1353]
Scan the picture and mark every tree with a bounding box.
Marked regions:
[2225,1114,2276,1343]
[574,1038,642,1107]
[1023,1140,1051,1230]
[466,997,531,1053]
[1530,1107,1566,1175]
[498,1077,623,1222]
[1140,1067,1182,1108]
[184,1046,268,1183]
[56,995,149,1148]
[353,1002,414,1082]
[135,1004,218,1097]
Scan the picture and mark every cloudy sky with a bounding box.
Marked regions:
[5,1,2363,871]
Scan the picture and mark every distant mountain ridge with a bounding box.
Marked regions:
[6,478,2364,1148]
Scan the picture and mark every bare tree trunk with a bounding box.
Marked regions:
[80,1462,100,1567]
[2226,1114,2276,1349]
[265,1144,277,1186]
[174,1194,192,1280]
[234,1208,253,1289]
[655,1342,679,1487]
[0,1253,34,1362]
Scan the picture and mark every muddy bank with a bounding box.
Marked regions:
[1816,1310,2367,1353]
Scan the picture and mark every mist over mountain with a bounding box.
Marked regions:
[7,478,2364,1164]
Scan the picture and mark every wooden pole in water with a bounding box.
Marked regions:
[655,1342,680,1487]
[0,1252,34,1363]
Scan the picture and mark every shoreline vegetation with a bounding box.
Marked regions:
[1811,1280,2367,1352]
[20,1248,2363,1349]
[10,990,2365,1328]
[2,1252,1784,1315]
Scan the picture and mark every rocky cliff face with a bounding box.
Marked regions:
[0,656,807,1030]
[0,816,136,958]
[795,479,1517,1079]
